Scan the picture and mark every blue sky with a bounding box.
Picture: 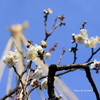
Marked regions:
[0,0,100,100]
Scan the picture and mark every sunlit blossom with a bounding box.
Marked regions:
[80,29,88,39]
[74,34,85,44]
[3,50,20,68]
[36,45,44,53]
[44,52,51,59]
[32,66,42,79]
[28,44,38,52]
[88,37,98,48]
[47,8,53,14]
[39,78,48,90]
[27,49,38,62]
[41,40,47,47]
[95,36,100,43]
[84,39,90,47]
[8,49,20,61]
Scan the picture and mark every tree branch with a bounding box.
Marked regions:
[47,62,99,100]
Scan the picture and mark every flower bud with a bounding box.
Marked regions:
[41,40,47,47]
[30,79,38,87]
[69,49,72,52]
[72,33,76,37]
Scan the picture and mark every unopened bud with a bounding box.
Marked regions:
[57,16,61,19]
[55,42,58,44]
[59,95,63,98]
[80,27,83,30]
[27,40,33,44]
[50,47,55,51]
[72,33,76,37]
[58,15,65,20]
[43,10,48,14]
[71,40,75,43]
[26,44,30,48]
[30,79,39,87]
[84,21,87,24]
[82,23,84,26]
[69,49,72,52]
[41,40,47,48]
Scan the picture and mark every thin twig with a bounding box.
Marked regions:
[44,17,65,41]
[86,48,100,63]
[49,22,61,35]
[0,61,32,100]
[44,20,48,35]
[72,43,78,64]
[12,66,23,87]
[57,47,66,65]
[52,16,58,29]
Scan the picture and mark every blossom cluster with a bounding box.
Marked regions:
[3,40,51,67]
[27,40,51,62]
[72,29,100,48]
[3,40,49,91]
[3,50,20,68]
[30,65,48,90]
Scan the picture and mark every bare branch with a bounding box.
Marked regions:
[47,63,99,100]
[0,61,32,100]
[86,48,100,63]
[57,47,66,65]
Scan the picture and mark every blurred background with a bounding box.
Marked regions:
[0,0,100,100]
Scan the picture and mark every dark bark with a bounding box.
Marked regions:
[48,64,57,99]
[47,63,100,100]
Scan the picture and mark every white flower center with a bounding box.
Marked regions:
[7,58,13,64]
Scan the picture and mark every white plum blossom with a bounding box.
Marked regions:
[84,39,90,47]
[44,52,51,59]
[30,79,38,87]
[30,44,44,53]
[74,34,85,44]
[73,29,88,44]
[28,44,38,52]
[27,44,44,62]
[39,78,48,90]
[3,55,15,68]
[84,37,99,48]
[27,49,38,62]
[88,37,98,48]
[32,66,42,80]
[47,8,53,13]
[8,49,20,61]
[80,29,88,39]
[36,45,44,53]
[41,40,47,47]
[95,36,100,43]
[3,50,20,68]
